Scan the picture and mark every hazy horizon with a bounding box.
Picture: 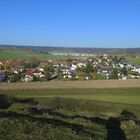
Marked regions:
[1,44,140,49]
[0,0,140,48]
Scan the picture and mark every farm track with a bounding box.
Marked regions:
[0,80,140,90]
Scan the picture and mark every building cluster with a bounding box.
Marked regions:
[0,55,140,82]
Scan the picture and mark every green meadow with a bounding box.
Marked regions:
[127,57,140,65]
[1,88,140,118]
[0,49,87,60]
[1,88,140,105]
[0,49,68,60]
[0,88,140,139]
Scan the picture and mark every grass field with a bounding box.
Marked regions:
[1,87,140,119]
[0,49,87,60]
[127,57,140,65]
[1,49,140,64]
[1,88,140,105]
[0,87,140,139]
[0,49,69,60]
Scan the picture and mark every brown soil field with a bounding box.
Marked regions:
[0,80,140,90]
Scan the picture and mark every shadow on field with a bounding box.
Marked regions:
[0,109,132,140]
[0,94,138,140]
[0,111,96,138]
[27,107,107,125]
[106,117,126,140]
[0,94,38,110]
[27,107,140,140]
[0,107,139,140]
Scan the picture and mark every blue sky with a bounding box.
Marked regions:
[0,0,140,48]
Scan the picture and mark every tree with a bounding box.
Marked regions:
[0,94,13,109]
[11,74,21,82]
[121,67,128,76]
[110,68,118,79]
[43,65,53,79]
[113,56,119,63]
[3,71,11,82]
[25,57,40,68]
[84,63,94,74]
[119,56,125,62]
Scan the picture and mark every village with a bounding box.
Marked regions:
[0,54,140,83]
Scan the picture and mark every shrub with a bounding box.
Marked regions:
[0,94,14,109]
[121,110,137,120]
[15,98,38,105]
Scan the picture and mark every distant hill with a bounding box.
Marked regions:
[0,45,140,54]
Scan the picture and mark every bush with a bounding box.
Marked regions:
[121,110,137,120]
[0,94,14,109]
[15,98,38,105]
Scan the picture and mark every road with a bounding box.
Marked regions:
[0,80,140,90]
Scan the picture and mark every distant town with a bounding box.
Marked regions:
[0,54,140,83]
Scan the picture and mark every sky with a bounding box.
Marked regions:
[0,0,140,48]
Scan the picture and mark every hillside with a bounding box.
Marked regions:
[0,45,140,54]
[0,89,140,140]
[0,49,68,60]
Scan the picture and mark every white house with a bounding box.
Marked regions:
[22,75,33,82]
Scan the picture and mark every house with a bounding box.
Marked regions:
[52,61,59,68]
[126,64,133,69]
[118,63,125,68]
[71,64,77,70]
[132,65,140,74]
[33,69,45,78]
[128,71,140,79]
[23,74,33,82]
[9,60,23,68]
[13,70,18,74]
[77,62,86,68]
[63,75,72,79]
[61,69,69,75]
[118,74,127,80]
[99,66,112,75]
[59,61,69,68]
[99,65,112,79]
[103,54,108,60]
[22,69,34,82]
[61,68,76,79]
[18,66,25,72]
[69,70,76,77]
[40,60,50,67]
[120,61,129,67]
[85,76,89,80]
[48,74,58,80]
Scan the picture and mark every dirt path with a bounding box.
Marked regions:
[0,80,140,90]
